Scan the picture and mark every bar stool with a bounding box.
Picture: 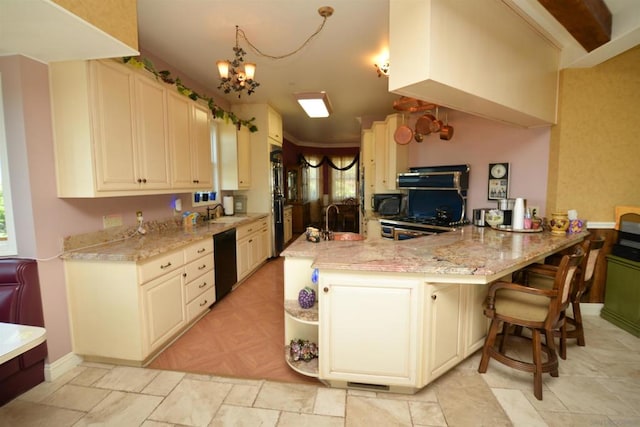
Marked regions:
[518,236,605,359]
[478,249,584,400]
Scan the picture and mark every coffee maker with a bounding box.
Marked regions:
[498,199,515,226]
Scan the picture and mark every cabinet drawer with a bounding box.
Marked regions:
[236,218,266,240]
[184,239,213,263]
[186,286,216,323]
[138,251,184,284]
[184,256,213,283]
[185,270,214,303]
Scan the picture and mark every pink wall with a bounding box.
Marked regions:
[406,110,551,217]
[0,56,196,363]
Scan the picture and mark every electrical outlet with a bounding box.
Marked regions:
[103,214,123,229]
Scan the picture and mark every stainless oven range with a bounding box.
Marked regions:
[380,164,470,240]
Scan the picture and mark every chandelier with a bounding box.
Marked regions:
[217,26,259,98]
[216,6,334,98]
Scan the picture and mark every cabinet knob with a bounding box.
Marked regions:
[431,295,437,300]
[323,287,329,293]
[137,178,142,183]
[142,178,147,183]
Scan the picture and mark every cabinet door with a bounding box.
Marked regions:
[320,275,419,386]
[384,114,408,190]
[284,209,293,243]
[142,269,185,352]
[190,103,213,188]
[237,125,251,188]
[167,92,194,189]
[424,284,464,382]
[91,60,139,191]
[135,76,171,189]
[236,236,251,281]
[267,106,283,144]
[372,121,387,192]
[464,284,489,357]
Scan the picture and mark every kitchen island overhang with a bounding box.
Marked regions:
[281,226,587,394]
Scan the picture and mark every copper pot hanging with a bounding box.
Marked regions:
[393,114,413,145]
[440,112,454,141]
[415,113,435,135]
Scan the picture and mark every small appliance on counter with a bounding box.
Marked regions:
[472,208,493,227]
[497,198,515,226]
[372,193,404,216]
[612,212,640,262]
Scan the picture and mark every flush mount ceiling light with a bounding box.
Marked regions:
[295,92,333,118]
[374,60,390,77]
[217,6,334,98]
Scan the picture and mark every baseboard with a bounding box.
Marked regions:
[44,352,83,382]
[579,303,604,316]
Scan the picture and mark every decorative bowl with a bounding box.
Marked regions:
[485,210,504,227]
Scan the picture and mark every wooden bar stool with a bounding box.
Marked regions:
[519,236,605,359]
[478,249,584,400]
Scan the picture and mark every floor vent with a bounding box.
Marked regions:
[347,382,390,391]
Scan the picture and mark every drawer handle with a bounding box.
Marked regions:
[198,264,207,270]
[199,282,207,289]
[248,228,253,232]
[248,239,253,243]
[197,248,206,253]
[200,299,208,307]
[160,262,172,269]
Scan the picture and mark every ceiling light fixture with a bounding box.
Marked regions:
[374,60,390,77]
[294,92,333,118]
[217,6,335,98]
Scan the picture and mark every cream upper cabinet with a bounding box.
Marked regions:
[267,105,283,145]
[169,95,213,190]
[50,59,210,197]
[134,76,172,189]
[369,114,408,193]
[218,119,251,190]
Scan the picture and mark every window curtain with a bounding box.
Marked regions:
[329,155,358,202]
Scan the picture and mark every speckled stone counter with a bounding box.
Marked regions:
[282,226,588,284]
[61,213,268,262]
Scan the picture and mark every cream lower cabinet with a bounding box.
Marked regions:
[236,217,270,281]
[65,239,214,365]
[319,271,421,390]
[315,269,489,393]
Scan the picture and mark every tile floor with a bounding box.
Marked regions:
[0,254,640,427]
[1,315,639,426]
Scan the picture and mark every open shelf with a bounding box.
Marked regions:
[284,345,319,377]
[284,299,318,323]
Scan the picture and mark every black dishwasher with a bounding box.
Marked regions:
[213,228,237,303]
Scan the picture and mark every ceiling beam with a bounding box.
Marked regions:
[538,0,612,52]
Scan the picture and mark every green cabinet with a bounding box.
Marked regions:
[601,255,640,337]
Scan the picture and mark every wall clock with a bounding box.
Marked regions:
[488,162,509,200]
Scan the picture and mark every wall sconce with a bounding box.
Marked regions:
[294,92,333,118]
[374,60,390,77]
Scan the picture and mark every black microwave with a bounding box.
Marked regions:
[371,193,403,215]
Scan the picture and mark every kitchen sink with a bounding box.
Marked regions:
[331,232,365,241]
[209,216,247,224]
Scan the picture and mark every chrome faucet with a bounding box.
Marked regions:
[206,204,224,220]
[324,203,339,240]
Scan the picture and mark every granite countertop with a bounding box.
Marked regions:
[61,213,268,262]
[281,226,588,284]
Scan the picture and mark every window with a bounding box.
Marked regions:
[305,154,322,201]
[192,118,220,207]
[0,75,17,256]
[330,155,357,202]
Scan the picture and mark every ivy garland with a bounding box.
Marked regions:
[122,56,258,133]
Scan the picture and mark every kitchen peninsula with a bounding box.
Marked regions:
[282,226,587,394]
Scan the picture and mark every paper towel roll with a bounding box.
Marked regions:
[512,198,525,230]
[223,196,234,215]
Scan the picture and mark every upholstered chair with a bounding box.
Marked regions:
[478,249,584,400]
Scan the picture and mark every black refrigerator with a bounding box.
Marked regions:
[271,150,285,256]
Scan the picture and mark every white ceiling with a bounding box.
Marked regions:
[1,0,639,146]
[136,0,640,146]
